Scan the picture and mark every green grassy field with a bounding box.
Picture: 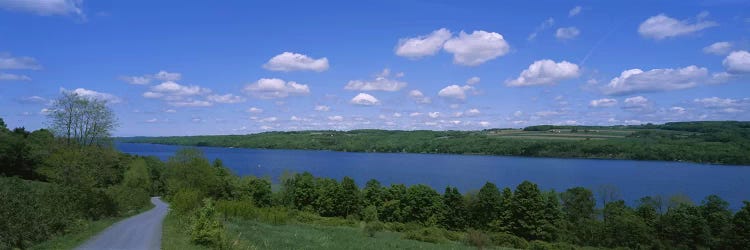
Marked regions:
[224,219,502,250]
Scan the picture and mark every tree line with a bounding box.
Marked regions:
[122,121,750,165]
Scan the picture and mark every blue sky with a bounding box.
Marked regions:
[1,0,749,136]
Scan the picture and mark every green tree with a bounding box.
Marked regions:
[291,172,317,211]
[658,203,710,249]
[163,148,220,197]
[440,186,467,230]
[539,190,562,242]
[700,195,732,248]
[314,177,341,216]
[404,184,443,226]
[728,201,750,249]
[509,181,547,241]
[123,158,152,191]
[238,176,272,207]
[560,186,597,244]
[472,182,503,230]
[381,184,407,222]
[340,176,361,217]
[601,200,653,248]
[362,179,384,208]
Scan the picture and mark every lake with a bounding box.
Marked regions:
[116,142,750,209]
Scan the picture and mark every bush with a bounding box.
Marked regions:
[465,229,491,249]
[529,240,578,250]
[293,210,356,227]
[443,230,464,242]
[257,207,290,225]
[403,227,448,243]
[216,200,257,220]
[363,221,385,237]
[106,185,150,215]
[385,222,422,232]
[171,189,204,216]
[491,232,529,249]
[190,199,225,247]
[362,205,379,222]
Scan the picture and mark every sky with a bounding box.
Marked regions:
[1,0,749,136]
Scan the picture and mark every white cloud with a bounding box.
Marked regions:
[168,100,212,107]
[723,50,750,74]
[466,76,480,85]
[345,68,407,92]
[693,97,747,108]
[328,115,344,122]
[409,112,422,117]
[438,84,474,100]
[703,42,732,55]
[247,107,263,113]
[528,18,555,41]
[146,118,158,123]
[479,121,491,127]
[350,93,380,106]
[466,108,480,116]
[207,94,246,104]
[263,52,329,72]
[392,112,402,118]
[603,65,707,95]
[513,110,523,117]
[623,96,649,109]
[19,96,46,104]
[506,59,580,86]
[165,109,176,113]
[150,81,211,98]
[314,105,330,112]
[243,78,310,99]
[443,30,510,66]
[555,27,580,40]
[638,13,717,40]
[40,108,53,115]
[670,106,687,115]
[0,53,41,70]
[0,0,83,17]
[119,76,151,85]
[395,28,452,59]
[65,88,122,104]
[259,117,278,123]
[589,98,618,107]
[428,112,440,118]
[709,72,733,84]
[0,72,31,81]
[408,89,431,104]
[153,70,182,81]
[569,6,582,17]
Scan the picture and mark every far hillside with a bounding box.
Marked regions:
[120,121,750,165]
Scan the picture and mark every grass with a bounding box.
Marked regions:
[224,219,512,250]
[28,202,156,250]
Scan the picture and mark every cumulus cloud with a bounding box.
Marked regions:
[18,96,46,104]
[602,65,707,95]
[119,70,181,85]
[64,88,122,104]
[328,115,344,122]
[263,52,329,72]
[314,105,330,112]
[703,42,732,55]
[723,50,750,74]
[0,53,41,70]
[345,68,406,91]
[638,13,717,40]
[569,6,582,17]
[247,107,263,113]
[395,28,452,59]
[0,0,83,17]
[168,100,212,107]
[466,76,480,85]
[589,98,618,107]
[693,97,747,108]
[153,70,182,81]
[428,112,440,118]
[506,59,580,86]
[0,72,31,81]
[623,96,650,109]
[443,30,510,66]
[350,93,380,106]
[555,27,580,40]
[151,81,211,97]
[119,76,151,85]
[466,108,480,116]
[207,94,246,104]
[243,78,310,99]
[438,84,474,100]
[408,89,431,104]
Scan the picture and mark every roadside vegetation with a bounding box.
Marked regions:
[0,93,158,249]
[121,121,750,165]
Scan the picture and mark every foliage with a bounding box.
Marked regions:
[363,221,385,237]
[440,186,467,231]
[464,229,491,249]
[189,199,225,247]
[171,189,205,216]
[403,227,448,243]
[48,92,117,147]
[362,205,379,223]
[491,232,529,249]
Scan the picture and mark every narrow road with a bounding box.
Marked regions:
[78,197,169,250]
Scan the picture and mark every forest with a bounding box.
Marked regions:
[122,121,750,165]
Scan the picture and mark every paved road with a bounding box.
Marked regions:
[78,197,169,250]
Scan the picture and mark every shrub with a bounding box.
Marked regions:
[106,185,150,215]
[403,227,448,243]
[364,221,385,237]
[491,232,529,249]
[443,230,464,242]
[171,189,204,216]
[465,229,491,249]
[529,240,578,250]
[362,205,379,222]
[257,207,290,225]
[190,199,225,247]
[216,200,257,220]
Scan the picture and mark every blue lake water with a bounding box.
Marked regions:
[116,142,750,209]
